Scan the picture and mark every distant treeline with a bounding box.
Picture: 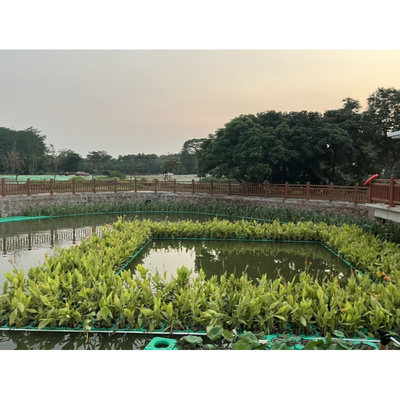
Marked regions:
[0,126,203,177]
[1,87,400,184]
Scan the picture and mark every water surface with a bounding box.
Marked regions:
[0,213,214,288]
[127,239,351,282]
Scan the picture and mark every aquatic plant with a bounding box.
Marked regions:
[1,218,400,338]
[21,201,400,244]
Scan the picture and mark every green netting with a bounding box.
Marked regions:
[116,238,153,275]
[0,215,52,223]
[0,324,382,350]
[1,211,281,225]
[0,175,72,182]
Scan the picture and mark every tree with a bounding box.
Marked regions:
[180,138,205,174]
[47,144,65,175]
[59,150,83,173]
[162,157,181,175]
[197,114,270,182]
[323,98,377,183]
[86,151,112,177]
[0,150,25,176]
[0,126,47,174]
[365,87,400,175]
[15,127,47,174]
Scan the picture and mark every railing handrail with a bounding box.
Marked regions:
[0,177,384,205]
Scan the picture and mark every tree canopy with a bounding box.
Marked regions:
[197,87,400,184]
[0,127,47,174]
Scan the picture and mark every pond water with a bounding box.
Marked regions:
[0,330,150,350]
[127,240,351,282]
[0,213,214,289]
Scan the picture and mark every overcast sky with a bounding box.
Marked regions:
[1,50,400,158]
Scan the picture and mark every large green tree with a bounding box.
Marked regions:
[59,150,83,173]
[0,150,25,176]
[197,114,270,182]
[196,89,400,185]
[86,151,112,177]
[0,127,47,174]
[179,138,205,174]
[365,87,400,175]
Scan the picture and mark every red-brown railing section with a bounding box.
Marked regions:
[1,176,399,206]
[369,175,400,207]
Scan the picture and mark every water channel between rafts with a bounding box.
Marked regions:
[0,213,214,288]
[0,213,351,350]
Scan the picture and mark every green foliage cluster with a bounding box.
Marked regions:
[22,201,400,244]
[1,218,400,338]
[0,126,202,177]
[98,171,126,180]
[197,88,400,184]
[178,328,269,350]
[0,127,47,175]
[177,328,383,350]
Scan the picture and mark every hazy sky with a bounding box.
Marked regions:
[1,50,400,158]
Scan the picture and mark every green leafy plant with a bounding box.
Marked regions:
[2,217,400,341]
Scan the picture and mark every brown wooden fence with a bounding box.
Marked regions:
[368,175,400,207]
[2,176,400,206]
[0,177,381,205]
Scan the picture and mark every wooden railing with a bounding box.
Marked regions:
[1,177,380,205]
[368,175,400,207]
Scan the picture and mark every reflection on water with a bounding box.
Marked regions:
[128,240,352,282]
[0,330,149,350]
[0,213,214,288]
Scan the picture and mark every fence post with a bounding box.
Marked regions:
[367,181,372,203]
[210,180,214,196]
[72,178,76,195]
[192,179,195,195]
[173,179,176,194]
[228,180,231,196]
[27,178,31,196]
[50,179,54,195]
[114,178,117,193]
[354,183,359,205]
[154,179,157,194]
[284,181,289,199]
[264,181,269,198]
[1,178,5,197]
[134,177,137,193]
[245,182,249,197]
[388,174,396,207]
[329,182,333,202]
[306,182,310,200]
[93,179,96,193]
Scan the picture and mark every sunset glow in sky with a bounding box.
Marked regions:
[1,50,400,157]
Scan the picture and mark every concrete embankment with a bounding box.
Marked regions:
[0,191,371,219]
